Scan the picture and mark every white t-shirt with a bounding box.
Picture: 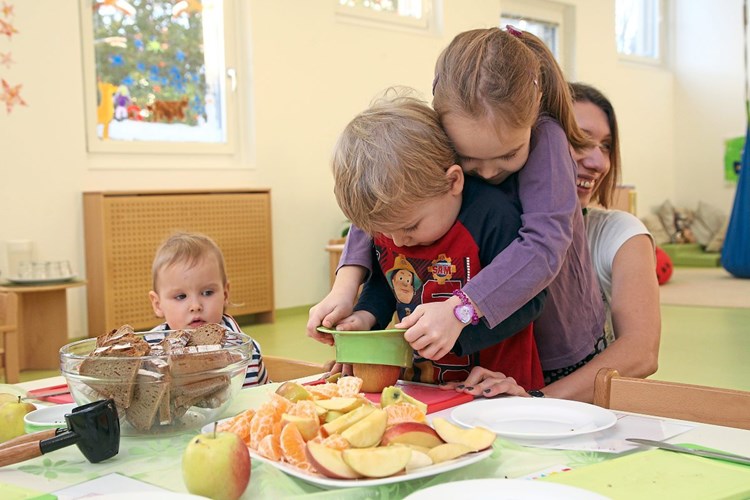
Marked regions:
[585,208,654,343]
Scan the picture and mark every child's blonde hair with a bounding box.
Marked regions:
[332,89,457,235]
[432,27,591,151]
[152,232,227,291]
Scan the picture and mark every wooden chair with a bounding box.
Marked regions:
[263,355,326,382]
[0,292,20,384]
[593,368,750,430]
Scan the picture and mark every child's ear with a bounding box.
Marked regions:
[149,290,165,318]
[446,164,464,195]
[223,282,230,305]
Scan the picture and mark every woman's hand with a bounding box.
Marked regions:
[441,366,530,398]
[396,299,464,360]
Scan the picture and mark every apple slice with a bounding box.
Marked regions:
[405,449,433,472]
[275,381,312,402]
[427,442,473,463]
[321,404,375,436]
[340,408,387,448]
[281,413,320,441]
[431,417,496,452]
[315,397,365,413]
[306,441,363,479]
[342,445,412,478]
[380,422,444,449]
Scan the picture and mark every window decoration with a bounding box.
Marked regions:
[0,1,27,114]
[80,0,237,153]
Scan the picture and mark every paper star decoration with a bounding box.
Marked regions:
[1,2,13,18]
[0,18,18,39]
[1,79,28,113]
[0,51,14,69]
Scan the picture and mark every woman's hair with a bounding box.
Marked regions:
[569,82,621,208]
[152,232,227,290]
[332,88,457,235]
[432,27,591,151]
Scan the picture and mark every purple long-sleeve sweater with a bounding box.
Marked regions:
[339,116,605,370]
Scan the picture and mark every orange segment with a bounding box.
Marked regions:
[321,433,350,451]
[384,402,426,427]
[288,399,319,421]
[337,376,363,397]
[307,382,340,399]
[280,420,314,471]
[257,433,281,461]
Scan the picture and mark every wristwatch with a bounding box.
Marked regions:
[452,289,479,326]
[527,390,545,398]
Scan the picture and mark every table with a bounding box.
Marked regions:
[3,377,750,499]
[0,281,86,370]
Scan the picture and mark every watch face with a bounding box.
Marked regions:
[455,304,472,324]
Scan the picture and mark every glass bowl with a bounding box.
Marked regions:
[60,330,251,437]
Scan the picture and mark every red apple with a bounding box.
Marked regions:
[305,441,362,479]
[182,427,250,500]
[380,422,444,449]
[352,363,401,393]
[431,417,496,452]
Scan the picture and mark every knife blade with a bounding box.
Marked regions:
[626,438,750,466]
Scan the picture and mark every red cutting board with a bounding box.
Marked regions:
[363,381,474,414]
[27,384,75,404]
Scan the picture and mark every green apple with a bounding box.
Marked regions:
[0,396,35,443]
[182,426,251,500]
[0,392,22,406]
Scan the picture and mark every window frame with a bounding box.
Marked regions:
[616,0,665,66]
[334,0,441,36]
[78,0,240,155]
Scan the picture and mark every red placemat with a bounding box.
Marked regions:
[363,381,474,414]
[27,384,74,404]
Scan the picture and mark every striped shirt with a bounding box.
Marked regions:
[150,314,269,387]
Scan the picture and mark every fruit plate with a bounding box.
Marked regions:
[201,421,491,489]
[248,447,492,489]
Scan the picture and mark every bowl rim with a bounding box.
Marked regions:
[59,329,254,361]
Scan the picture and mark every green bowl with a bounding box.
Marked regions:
[318,327,412,368]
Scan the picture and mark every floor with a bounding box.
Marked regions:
[6,304,749,392]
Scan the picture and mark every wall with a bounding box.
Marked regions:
[0,0,736,340]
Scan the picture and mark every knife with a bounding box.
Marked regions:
[626,438,750,466]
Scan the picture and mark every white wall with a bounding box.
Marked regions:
[0,0,740,340]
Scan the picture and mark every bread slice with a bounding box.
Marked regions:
[126,369,169,431]
[188,323,227,346]
[96,324,136,348]
[171,375,229,409]
[79,356,141,408]
[169,346,232,375]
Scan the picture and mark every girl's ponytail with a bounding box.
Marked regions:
[516,31,592,151]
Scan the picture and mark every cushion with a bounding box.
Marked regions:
[692,201,727,247]
[641,214,670,246]
[656,200,677,240]
[705,219,729,253]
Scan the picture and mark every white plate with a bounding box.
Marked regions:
[201,421,492,489]
[6,274,77,284]
[451,397,617,440]
[24,403,76,431]
[404,478,608,499]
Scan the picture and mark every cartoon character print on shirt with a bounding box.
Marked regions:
[385,254,422,318]
[374,225,483,384]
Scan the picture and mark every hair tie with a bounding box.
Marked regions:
[506,25,523,38]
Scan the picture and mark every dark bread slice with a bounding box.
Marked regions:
[79,356,141,408]
[171,375,229,409]
[188,323,227,346]
[126,369,169,431]
[143,358,172,425]
[96,324,136,348]
[169,346,232,375]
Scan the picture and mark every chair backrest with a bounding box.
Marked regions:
[0,291,18,334]
[593,368,750,430]
[263,355,325,383]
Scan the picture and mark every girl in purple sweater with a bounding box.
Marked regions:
[308,27,605,395]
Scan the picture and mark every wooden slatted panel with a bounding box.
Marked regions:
[85,190,274,335]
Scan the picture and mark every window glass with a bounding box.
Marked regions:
[335,0,436,33]
[82,0,234,152]
[501,15,559,59]
[616,0,661,60]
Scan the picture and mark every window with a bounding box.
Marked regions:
[616,0,662,62]
[335,0,439,35]
[500,0,575,78]
[79,0,238,154]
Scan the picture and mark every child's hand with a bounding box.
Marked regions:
[397,300,463,360]
[440,366,530,398]
[306,290,356,345]
[335,310,376,332]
